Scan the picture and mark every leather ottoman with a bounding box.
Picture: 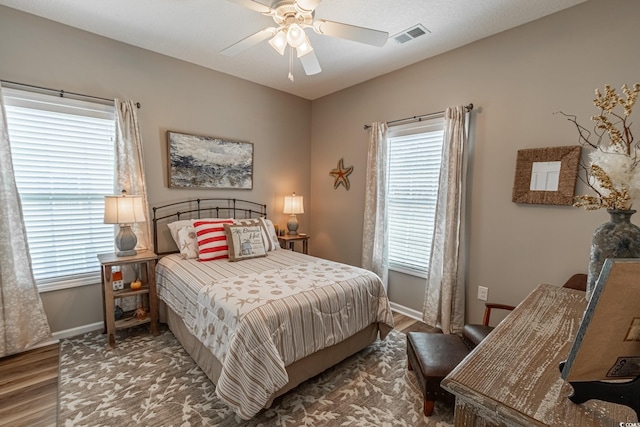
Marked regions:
[406,331,470,416]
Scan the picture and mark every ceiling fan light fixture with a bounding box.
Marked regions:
[268,29,287,55]
[296,36,313,57]
[222,0,389,81]
[286,23,305,47]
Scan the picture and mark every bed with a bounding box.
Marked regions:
[152,199,394,420]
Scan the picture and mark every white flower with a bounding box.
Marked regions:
[569,83,640,210]
[590,148,633,186]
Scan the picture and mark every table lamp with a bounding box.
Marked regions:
[283,192,304,235]
[104,190,146,256]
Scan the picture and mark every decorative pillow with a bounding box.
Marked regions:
[176,226,198,259]
[224,223,267,262]
[167,220,194,247]
[234,218,270,250]
[260,218,280,251]
[193,219,234,261]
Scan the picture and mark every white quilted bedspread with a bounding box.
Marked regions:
[156,252,393,419]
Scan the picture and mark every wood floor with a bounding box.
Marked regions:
[0,312,431,426]
[393,311,440,334]
[0,343,59,427]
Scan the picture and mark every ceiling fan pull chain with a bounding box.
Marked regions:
[288,46,294,82]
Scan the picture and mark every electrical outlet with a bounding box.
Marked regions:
[477,286,488,301]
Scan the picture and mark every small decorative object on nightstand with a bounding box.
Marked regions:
[278,233,310,254]
[98,250,158,348]
[112,270,124,290]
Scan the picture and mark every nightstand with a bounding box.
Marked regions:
[97,251,159,348]
[278,234,310,254]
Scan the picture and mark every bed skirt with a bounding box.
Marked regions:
[159,300,380,410]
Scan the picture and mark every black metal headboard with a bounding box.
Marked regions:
[152,198,267,255]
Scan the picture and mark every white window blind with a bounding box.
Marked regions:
[387,119,445,277]
[3,87,116,291]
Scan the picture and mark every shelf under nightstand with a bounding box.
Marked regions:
[97,251,159,348]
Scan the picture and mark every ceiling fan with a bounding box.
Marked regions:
[221,0,389,81]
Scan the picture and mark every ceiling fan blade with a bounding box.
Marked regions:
[221,27,277,56]
[313,20,388,47]
[299,50,321,75]
[296,0,323,12]
[224,0,273,14]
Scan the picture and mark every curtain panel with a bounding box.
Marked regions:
[362,122,389,289]
[0,85,51,358]
[422,105,468,334]
[114,99,152,252]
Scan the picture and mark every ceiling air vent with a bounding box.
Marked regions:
[392,24,430,44]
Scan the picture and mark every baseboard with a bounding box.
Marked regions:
[389,302,422,321]
[51,321,103,341]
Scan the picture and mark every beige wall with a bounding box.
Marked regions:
[309,0,640,324]
[0,6,311,333]
[1,0,638,334]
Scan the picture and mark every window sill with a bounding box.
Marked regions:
[38,274,101,293]
[388,264,428,279]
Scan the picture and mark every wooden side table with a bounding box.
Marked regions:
[98,251,159,348]
[278,234,310,254]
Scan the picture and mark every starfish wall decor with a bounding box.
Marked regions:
[329,158,353,190]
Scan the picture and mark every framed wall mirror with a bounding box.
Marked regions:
[512,145,581,205]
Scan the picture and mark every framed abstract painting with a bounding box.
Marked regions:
[167,131,253,189]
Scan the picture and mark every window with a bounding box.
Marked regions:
[3,88,116,291]
[387,118,445,277]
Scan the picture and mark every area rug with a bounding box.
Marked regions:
[58,327,453,426]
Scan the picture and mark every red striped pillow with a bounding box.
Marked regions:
[193,219,234,261]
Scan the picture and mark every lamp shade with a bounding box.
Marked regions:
[286,23,305,48]
[104,193,146,224]
[296,35,313,57]
[283,193,304,215]
[268,29,287,55]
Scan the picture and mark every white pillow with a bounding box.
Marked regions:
[176,226,199,259]
[260,218,280,251]
[167,220,194,247]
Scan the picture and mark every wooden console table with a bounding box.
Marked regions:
[442,284,637,426]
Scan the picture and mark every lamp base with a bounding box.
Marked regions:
[287,214,299,235]
[115,224,138,257]
[116,249,137,257]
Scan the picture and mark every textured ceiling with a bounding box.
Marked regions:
[0,0,587,100]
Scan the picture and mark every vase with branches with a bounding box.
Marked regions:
[559,83,640,299]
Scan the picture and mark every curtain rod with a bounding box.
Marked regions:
[363,103,474,130]
[0,79,141,109]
